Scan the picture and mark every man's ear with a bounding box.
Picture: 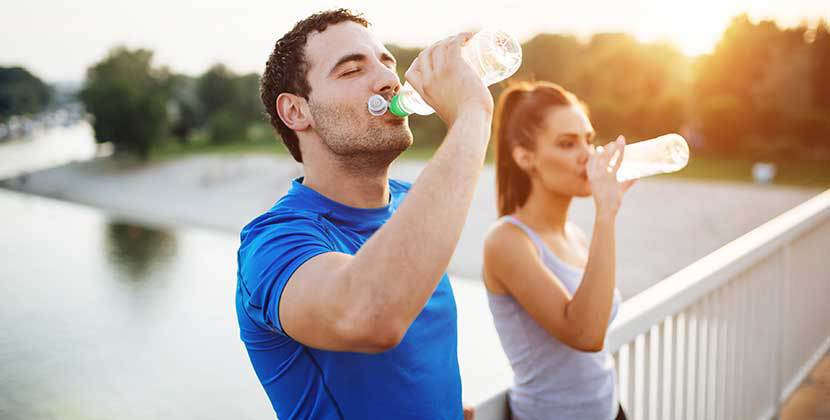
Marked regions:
[276,93,311,131]
[512,145,535,172]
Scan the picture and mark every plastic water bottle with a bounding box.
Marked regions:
[385,30,522,117]
[610,133,690,182]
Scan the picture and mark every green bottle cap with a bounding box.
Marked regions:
[389,95,410,117]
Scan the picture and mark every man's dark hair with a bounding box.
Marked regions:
[261,9,370,162]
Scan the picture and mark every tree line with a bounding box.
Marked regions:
[0,67,52,121]
[67,15,830,161]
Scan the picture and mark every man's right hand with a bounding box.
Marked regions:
[404,32,494,126]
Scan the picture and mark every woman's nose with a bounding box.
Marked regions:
[578,144,594,165]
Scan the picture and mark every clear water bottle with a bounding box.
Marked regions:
[388,30,522,117]
[611,133,690,182]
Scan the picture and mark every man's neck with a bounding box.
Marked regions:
[302,153,392,209]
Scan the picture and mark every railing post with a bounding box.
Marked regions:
[650,323,663,420]
[686,304,698,420]
[663,317,675,420]
[675,313,686,420]
[770,243,791,419]
[736,274,748,420]
[696,298,709,419]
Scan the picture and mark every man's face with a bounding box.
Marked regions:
[303,22,412,165]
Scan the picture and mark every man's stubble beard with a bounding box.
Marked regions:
[309,100,413,173]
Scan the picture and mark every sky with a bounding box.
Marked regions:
[2,0,828,82]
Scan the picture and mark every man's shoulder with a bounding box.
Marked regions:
[240,207,327,247]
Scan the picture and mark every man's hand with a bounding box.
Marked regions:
[404,32,494,126]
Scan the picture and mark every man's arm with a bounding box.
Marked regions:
[279,33,494,352]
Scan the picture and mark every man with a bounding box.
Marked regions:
[236,9,492,419]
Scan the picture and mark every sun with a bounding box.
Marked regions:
[631,1,740,56]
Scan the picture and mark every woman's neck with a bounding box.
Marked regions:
[513,185,572,236]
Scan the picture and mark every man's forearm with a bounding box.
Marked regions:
[345,109,491,328]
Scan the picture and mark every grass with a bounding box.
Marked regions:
[664,154,830,189]
[149,124,286,162]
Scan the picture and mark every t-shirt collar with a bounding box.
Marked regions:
[288,177,395,227]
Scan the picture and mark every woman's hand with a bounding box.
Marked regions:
[586,135,636,219]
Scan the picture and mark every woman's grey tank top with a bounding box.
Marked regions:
[487,215,622,420]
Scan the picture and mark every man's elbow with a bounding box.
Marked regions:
[337,310,408,353]
[368,326,407,352]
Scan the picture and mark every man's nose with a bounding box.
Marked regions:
[372,64,401,97]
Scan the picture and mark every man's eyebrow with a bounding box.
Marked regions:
[329,52,397,76]
[329,53,366,75]
[380,52,397,66]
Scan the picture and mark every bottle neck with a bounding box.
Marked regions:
[389,88,412,117]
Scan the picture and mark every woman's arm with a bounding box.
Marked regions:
[484,221,609,352]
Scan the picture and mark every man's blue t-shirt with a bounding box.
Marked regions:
[235,177,462,419]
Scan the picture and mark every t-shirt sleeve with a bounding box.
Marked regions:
[237,212,333,335]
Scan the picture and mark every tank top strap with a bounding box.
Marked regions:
[500,215,546,259]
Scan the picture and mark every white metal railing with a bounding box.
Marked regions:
[476,189,830,420]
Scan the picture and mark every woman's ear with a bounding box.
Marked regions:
[512,146,535,173]
[276,93,311,132]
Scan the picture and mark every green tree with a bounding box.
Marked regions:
[235,73,263,123]
[166,74,202,145]
[805,20,830,156]
[811,20,830,110]
[0,66,52,121]
[513,34,582,86]
[693,16,830,159]
[197,64,237,119]
[506,33,690,143]
[196,65,263,143]
[79,47,169,160]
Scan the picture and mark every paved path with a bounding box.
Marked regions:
[781,353,830,420]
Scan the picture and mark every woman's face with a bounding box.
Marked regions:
[514,105,596,198]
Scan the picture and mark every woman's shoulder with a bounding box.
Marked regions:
[484,217,532,252]
[484,219,535,294]
[483,218,542,274]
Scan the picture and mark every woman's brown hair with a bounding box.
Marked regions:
[493,81,587,216]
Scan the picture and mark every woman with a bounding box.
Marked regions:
[483,81,635,420]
